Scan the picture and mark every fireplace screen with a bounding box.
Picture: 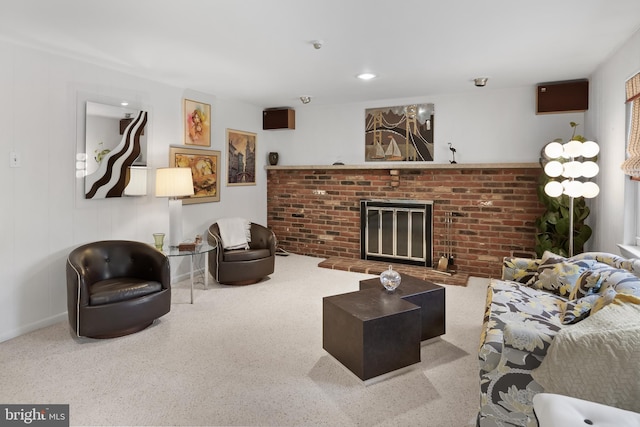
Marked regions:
[360,200,433,267]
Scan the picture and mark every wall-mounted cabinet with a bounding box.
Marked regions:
[263,108,295,130]
[536,80,589,114]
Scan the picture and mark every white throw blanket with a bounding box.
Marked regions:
[217,217,251,250]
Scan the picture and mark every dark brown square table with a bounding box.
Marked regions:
[322,288,421,381]
[359,273,446,341]
[322,274,445,381]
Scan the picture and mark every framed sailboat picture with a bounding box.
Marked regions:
[364,103,435,162]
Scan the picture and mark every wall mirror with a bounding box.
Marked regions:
[84,101,148,199]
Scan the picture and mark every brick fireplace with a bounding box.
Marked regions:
[266,163,544,278]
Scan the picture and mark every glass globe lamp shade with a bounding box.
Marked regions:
[563,140,583,158]
[582,182,600,198]
[544,181,563,197]
[582,141,600,158]
[564,180,584,198]
[581,161,599,178]
[544,142,564,159]
[544,161,563,178]
[562,161,583,178]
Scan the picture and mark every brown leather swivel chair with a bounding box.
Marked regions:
[207,222,276,285]
[66,240,171,338]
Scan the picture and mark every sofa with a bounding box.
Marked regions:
[477,251,640,427]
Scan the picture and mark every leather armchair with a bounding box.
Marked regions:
[66,240,171,338]
[207,222,276,285]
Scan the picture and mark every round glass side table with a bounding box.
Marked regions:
[164,242,216,304]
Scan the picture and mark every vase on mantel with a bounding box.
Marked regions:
[268,152,279,166]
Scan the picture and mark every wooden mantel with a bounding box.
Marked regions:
[266,162,539,171]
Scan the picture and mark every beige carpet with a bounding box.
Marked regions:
[0,254,488,426]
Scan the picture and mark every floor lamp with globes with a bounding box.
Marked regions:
[541,139,600,257]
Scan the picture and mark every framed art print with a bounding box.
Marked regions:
[169,146,220,204]
[226,129,256,186]
[184,99,211,147]
[365,103,434,162]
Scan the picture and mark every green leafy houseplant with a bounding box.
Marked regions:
[535,122,593,257]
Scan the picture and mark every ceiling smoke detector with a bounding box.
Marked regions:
[474,77,488,87]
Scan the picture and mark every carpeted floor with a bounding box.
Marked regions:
[0,254,488,426]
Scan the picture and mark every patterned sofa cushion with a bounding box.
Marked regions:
[502,257,540,284]
[532,251,597,297]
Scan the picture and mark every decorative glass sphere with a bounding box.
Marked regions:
[544,181,563,197]
[562,161,583,178]
[380,265,401,292]
[544,142,564,159]
[581,161,599,178]
[582,141,600,158]
[544,161,563,177]
[582,182,600,198]
[564,180,584,198]
[563,140,584,158]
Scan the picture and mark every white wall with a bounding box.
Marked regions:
[0,41,264,342]
[4,26,636,342]
[586,28,640,254]
[263,87,585,165]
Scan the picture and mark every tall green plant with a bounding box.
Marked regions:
[535,122,593,257]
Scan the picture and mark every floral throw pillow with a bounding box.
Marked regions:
[570,268,607,300]
[533,251,597,297]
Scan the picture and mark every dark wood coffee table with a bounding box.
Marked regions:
[322,274,445,381]
[359,274,446,341]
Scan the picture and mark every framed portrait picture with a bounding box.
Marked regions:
[226,129,256,186]
[183,99,211,147]
[169,146,220,204]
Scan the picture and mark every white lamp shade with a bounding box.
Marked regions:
[544,181,563,197]
[582,140,600,158]
[544,142,564,159]
[155,167,194,197]
[563,140,584,158]
[581,161,599,178]
[544,161,563,177]
[124,166,148,196]
[582,182,600,198]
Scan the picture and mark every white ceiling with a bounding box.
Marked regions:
[1,0,640,108]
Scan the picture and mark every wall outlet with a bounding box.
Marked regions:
[9,151,21,168]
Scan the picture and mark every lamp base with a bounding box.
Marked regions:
[168,198,183,248]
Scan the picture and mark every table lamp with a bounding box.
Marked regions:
[155,167,194,248]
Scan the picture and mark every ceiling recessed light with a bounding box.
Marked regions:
[357,73,377,81]
[121,101,129,106]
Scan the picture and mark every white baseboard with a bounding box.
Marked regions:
[0,312,68,344]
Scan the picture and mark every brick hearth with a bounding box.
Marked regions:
[267,163,544,278]
[317,256,469,286]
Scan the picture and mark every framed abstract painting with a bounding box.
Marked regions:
[169,146,220,204]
